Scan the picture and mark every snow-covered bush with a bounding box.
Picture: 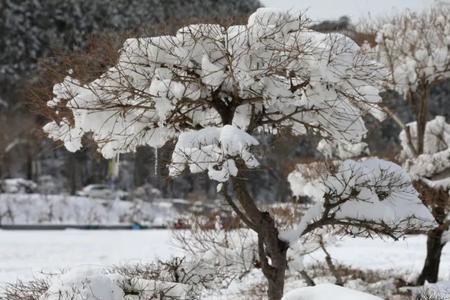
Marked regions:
[174,225,259,287]
[42,8,433,299]
[40,268,125,300]
[10,264,198,300]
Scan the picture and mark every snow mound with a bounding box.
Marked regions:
[40,268,124,300]
[39,267,191,300]
[282,284,383,300]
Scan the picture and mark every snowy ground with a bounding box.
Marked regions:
[306,236,450,281]
[0,230,181,284]
[1,230,449,287]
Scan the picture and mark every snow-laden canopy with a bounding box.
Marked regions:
[44,8,386,182]
[375,4,450,94]
[281,158,435,243]
[401,116,450,189]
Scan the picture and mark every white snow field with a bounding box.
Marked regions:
[0,230,181,284]
[1,230,450,290]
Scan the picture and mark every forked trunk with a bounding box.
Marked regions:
[417,228,446,285]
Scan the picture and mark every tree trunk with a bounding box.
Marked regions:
[415,85,429,155]
[267,268,286,300]
[258,212,289,300]
[415,182,449,286]
[417,228,446,285]
[230,173,289,300]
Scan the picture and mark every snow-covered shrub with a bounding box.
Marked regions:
[32,266,195,300]
[174,225,258,283]
[3,258,218,300]
[40,268,124,300]
[2,278,50,300]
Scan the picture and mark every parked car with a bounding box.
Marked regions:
[76,184,128,200]
[0,178,38,194]
[132,183,162,201]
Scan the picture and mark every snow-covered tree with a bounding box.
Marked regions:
[43,9,434,300]
[399,116,450,285]
[373,3,450,284]
[0,0,261,187]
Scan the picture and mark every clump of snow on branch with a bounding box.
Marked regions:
[317,139,369,159]
[375,4,450,94]
[400,116,450,189]
[282,158,435,243]
[169,125,259,182]
[44,8,386,182]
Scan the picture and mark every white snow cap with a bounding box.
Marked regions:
[169,125,259,182]
[44,9,385,181]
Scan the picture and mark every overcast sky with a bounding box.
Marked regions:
[260,0,440,22]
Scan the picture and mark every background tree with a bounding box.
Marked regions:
[42,9,434,300]
[372,3,450,284]
[0,0,260,191]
